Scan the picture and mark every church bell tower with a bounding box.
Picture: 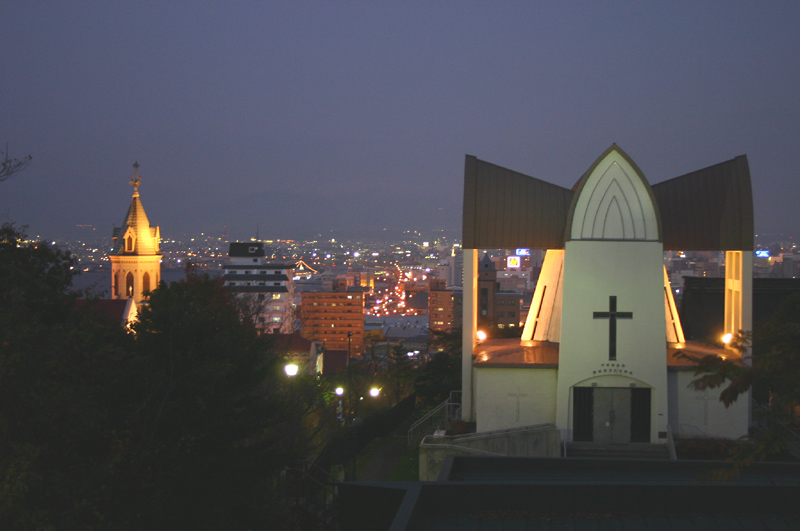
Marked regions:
[110,162,161,303]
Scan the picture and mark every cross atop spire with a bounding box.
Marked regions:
[129,161,141,194]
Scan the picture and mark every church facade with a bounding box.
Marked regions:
[110,163,161,304]
[461,145,752,444]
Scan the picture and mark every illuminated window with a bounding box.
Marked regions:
[272,293,281,300]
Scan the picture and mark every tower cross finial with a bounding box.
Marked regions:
[129,161,141,193]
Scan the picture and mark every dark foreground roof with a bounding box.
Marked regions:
[338,457,800,530]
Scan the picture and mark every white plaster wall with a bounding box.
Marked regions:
[670,371,749,440]
[557,240,668,440]
[475,367,557,433]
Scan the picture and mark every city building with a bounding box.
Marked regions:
[110,163,161,304]
[428,279,462,332]
[222,242,295,334]
[461,144,752,443]
[301,287,366,355]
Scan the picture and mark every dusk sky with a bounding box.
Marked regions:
[2,2,799,243]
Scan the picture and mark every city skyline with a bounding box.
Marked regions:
[2,3,799,242]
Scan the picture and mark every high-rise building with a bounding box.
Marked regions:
[222,242,296,334]
[428,279,462,332]
[301,288,365,355]
[110,163,161,304]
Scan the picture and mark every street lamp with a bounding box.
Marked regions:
[351,416,364,481]
[335,386,345,425]
[369,387,380,398]
[284,362,299,503]
[347,331,353,360]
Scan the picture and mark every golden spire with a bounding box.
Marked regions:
[129,161,141,194]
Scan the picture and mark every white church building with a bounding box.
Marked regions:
[461,145,753,444]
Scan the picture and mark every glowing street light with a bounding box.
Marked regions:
[477,330,487,342]
[284,363,299,377]
[369,387,380,398]
[721,333,733,345]
[335,386,345,396]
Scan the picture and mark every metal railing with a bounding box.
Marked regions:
[418,440,505,457]
[407,390,462,448]
[666,424,678,460]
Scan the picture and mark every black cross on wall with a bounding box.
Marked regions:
[593,296,633,361]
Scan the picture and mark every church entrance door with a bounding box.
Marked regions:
[573,387,651,443]
[593,388,631,444]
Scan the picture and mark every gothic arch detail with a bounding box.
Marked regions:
[567,145,661,242]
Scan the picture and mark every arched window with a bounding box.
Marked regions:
[126,235,134,252]
[126,272,134,298]
[113,272,119,297]
[143,272,151,294]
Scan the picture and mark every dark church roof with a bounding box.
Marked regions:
[463,156,573,250]
[462,147,754,251]
[651,155,753,251]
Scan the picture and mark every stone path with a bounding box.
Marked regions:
[357,437,408,481]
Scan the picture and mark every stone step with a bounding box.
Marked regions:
[566,442,671,460]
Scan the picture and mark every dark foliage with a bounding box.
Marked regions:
[0,224,298,530]
[0,147,32,183]
[680,293,800,476]
[414,328,462,406]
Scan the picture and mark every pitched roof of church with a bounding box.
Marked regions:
[112,168,160,255]
[463,145,753,251]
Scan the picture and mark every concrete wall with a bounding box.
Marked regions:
[668,370,749,440]
[475,367,557,433]
[419,424,560,481]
